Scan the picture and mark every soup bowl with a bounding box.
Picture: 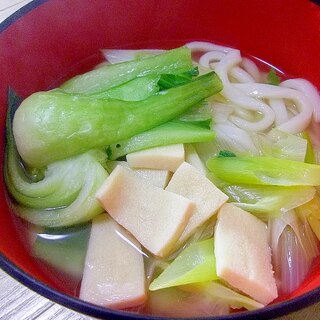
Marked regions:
[0,0,320,319]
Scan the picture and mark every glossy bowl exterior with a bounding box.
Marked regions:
[0,0,320,319]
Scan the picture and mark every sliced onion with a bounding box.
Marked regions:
[269,210,319,294]
[101,49,165,64]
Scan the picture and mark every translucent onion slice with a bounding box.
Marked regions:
[222,185,315,221]
[101,49,165,64]
[269,210,319,294]
[252,128,308,162]
[296,193,320,241]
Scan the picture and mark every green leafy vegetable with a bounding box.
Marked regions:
[267,69,281,86]
[207,156,320,186]
[107,120,215,160]
[149,238,218,291]
[158,67,199,90]
[89,74,160,101]
[60,46,194,94]
[14,72,221,168]
[178,102,212,127]
[217,150,237,158]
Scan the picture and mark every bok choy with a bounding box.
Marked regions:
[5,89,108,227]
[60,46,193,93]
[106,120,215,160]
[13,71,220,168]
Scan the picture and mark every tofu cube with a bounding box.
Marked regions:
[184,144,207,175]
[79,214,146,309]
[108,161,172,188]
[126,144,185,172]
[214,203,278,305]
[166,162,228,245]
[96,165,194,257]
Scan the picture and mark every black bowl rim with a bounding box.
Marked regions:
[1,0,320,319]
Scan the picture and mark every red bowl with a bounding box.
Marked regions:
[1,0,320,319]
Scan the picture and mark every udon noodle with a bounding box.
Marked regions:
[186,41,319,134]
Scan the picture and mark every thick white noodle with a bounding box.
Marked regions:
[208,102,234,123]
[280,79,320,123]
[240,57,261,82]
[268,99,289,126]
[198,51,226,68]
[233,105,257,122]
[229,66,256,83]
[192,42,319,136]
[234,83,313,134]
[214,50,275,131]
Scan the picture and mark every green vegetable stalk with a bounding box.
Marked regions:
[107,120,215,160]
[60,46,193,93]
[207,155,320,186]
[14,72,222,168]
[149,238,218,291]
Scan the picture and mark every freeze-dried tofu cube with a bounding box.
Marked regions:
[80,215,146,309]
[214,203,278,305]
[166,162,228,245]
[126,144,184,172]
[96,165,194,257]
[108,161,172,188]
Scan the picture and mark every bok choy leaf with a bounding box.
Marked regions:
[61,46,193,94]
[88,74,160,101]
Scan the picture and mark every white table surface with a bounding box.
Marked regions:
[0,1,319,319]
